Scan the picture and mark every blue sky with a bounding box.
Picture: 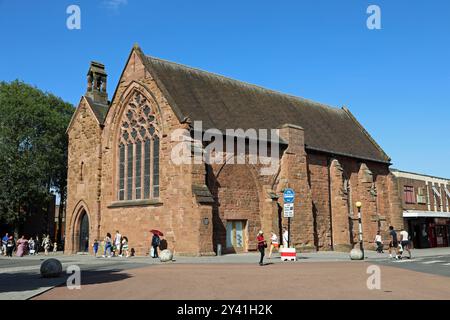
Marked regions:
[0,0,449,177]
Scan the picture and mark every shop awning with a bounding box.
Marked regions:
[403,210,450,218]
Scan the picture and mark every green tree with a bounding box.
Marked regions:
[0,80,74,236]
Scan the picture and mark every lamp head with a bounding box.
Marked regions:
[355,201,362,208]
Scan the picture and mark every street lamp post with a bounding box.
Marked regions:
[356,201,364,259]
[350,201,365,260]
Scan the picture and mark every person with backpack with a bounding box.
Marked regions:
[151,232,160,258]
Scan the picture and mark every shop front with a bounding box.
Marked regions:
[404,211,450,249]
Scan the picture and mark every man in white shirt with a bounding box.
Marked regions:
[282,229,289,248]
[399,228,412,259]
[114,230,122,257]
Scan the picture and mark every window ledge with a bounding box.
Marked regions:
[108,199,163,208]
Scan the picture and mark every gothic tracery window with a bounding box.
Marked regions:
[118,92,160,201]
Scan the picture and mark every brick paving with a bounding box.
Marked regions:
[34,261,450,300]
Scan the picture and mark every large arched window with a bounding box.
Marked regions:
[118,92,160,201]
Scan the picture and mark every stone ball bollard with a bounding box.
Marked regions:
[40,258,63,278]
[349,248,364,260]
[159,249,173,262]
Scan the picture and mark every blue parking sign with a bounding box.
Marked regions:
[283,188,295,203]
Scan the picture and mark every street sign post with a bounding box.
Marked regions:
[283,189,295,247]
[283,203,294,218]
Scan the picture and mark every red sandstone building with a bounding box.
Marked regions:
[65,45,403,256]
[391,169,450,248]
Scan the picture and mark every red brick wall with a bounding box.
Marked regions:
[306,154,332,250]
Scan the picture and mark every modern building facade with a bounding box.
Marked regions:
[391,169,450,248]
[65,45,403,256]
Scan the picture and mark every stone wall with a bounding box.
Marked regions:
[65,99,103,253]
[65,47,403,256]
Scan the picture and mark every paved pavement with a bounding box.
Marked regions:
[34,262,450,300]
[2,247,450,300]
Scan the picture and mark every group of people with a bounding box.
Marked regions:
[388,226,411,259]
[257,225,412,265]
[1,233,55,257]
[256,228,289,266]
[374,226,412,259]
[91,230,162,259]
[92,230,130,258]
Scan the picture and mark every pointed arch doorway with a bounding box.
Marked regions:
[79,211,90,253]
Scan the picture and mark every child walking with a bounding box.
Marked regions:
[92,239,99,257]
[121,236,129,258]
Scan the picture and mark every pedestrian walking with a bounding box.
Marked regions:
[92,239,99,257]
[103,233,113,258]
[151,232,160,258]
[53,242,58,253]
[374,231,383,253]
[257,230,267,266]
[16,235,28,257]
[268,231,279,259]
[399,228,412,259]
[114,230,122,257]
[282,228,289,248]
[121,236,129,258]
[35,235,40,255]
[28,237,36,255]
[6,236,15,257]
[2,233,8,256]
[42,235,51,255]
[388,226,400,260]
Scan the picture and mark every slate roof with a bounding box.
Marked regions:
[85,96,109,124]
[141,53,391,164]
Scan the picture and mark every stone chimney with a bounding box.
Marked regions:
[85,61,108,104]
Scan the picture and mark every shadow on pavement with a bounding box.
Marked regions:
[0,269,132,295]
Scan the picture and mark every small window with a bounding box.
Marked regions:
[80,162,84,182]
[404,186,415,204]
[417,187,427,204]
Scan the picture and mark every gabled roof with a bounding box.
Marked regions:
[84,96,109,124]
[138,51,391,164]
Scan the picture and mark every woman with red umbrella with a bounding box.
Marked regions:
[150,230,162,258]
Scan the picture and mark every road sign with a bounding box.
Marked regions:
[284,203,294,218]
[283,188,295,203]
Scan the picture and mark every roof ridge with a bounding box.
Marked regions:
[146,55,342,113]
[341,106,391,162]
